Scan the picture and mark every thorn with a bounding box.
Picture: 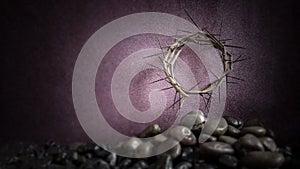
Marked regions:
[189,80,202,90]
[150,77,168,84]
[143,52,166,58]
[224,45,246,49]
[166,96,184,110]
[184,8,200,30]
[226,81,239,85]
[227,75,245,81]
[146,63,163,70]
[219,19,223,40]
[233,58,250,63]
[160,86,174,91]
[173,92,178,110]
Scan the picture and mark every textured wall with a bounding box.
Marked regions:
[2,0,299,149]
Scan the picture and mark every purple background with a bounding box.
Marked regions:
[2,0,300,149]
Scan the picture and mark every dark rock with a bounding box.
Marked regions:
[224,116,243,128]
[106,153,117,166]
[226,125,240,137]
[213,118,228,136]
[198,134,217,143]
[180,110,206,130]
[218,154,238,168]
[240,126,266,136]
[174,161,192,169]
[194,163,216,169]
[237,134,264,151]
[138,124,161,138]
[154,155,173,169]
[118,137,143,156]
[169,126,196,145]
[132,160,149,169]
[157,138,181,159]
[244,118,264,127]
[93,145,109,157]
[242,151,285,168]
[136,141,154,157]
[266,129,275,138]
[199,141,234,157]
[117,158,132,169]
[260,137,277,152]
[219,135,237,145]
[181,147,193,162]
[93,159,110,169]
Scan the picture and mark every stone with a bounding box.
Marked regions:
[242,151,285,168]
[132,160,149,169]
[174,161,192,169]
[218,154,238,168]
[224,116,243,128]
[158,139,181,159]
[180,110,206,130]
[106,153,117,166]
[169,126,196,145]
[117,158,132,169]
[260,137,277,152]
[194,163,216,169]
[154,155,173,169]
[240,126,266,136]
[152,134,168,146]
[237,134,264,151]
[93,159,110,169]
[138,124,161,138]
[226,125,240,137]
[118,137,143,156]
[136,141,154,158]
[219,136,237,145]
[198,134,217,143]
[180,147,194,162]
[266,129,275,138]
[244,118,264,127]
[213,118,228,136]
[199,142,234,156]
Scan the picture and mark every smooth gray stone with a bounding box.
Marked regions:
[199,141,234,156]
[174,162,192,169]
[169,126,196,145]
[198,134,217,143]
[136,141,154,158]
[194,163,216,169]
[203,118,228,137]
[226,125,240,137]
[93,159,110,169]
[138,124,161,138]
[241,126,266,136]
[260,137,277,152]
[266,129,275,138]
[242,151,285,168]
[244,118,264,127]
[213,118,228,136]
[180,110,206,130]
[152,134,168,146]
[219,135,237,145]
[238,134,264,151]
[218,154,238,168]
[158,139,182,159]
[132,160,149,169]
[224,116,243,128]
[155,155,173,169]
[117,137,143,156]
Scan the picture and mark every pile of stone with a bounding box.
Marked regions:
[0,110,293,169]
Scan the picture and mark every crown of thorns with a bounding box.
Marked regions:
[152,29,235,109]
